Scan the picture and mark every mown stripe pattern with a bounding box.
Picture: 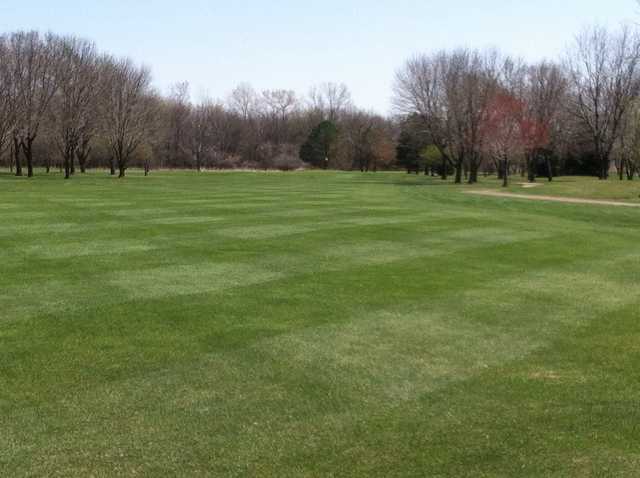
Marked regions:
[1,171,640,477]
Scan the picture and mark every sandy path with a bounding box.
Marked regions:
[466,189,640,208]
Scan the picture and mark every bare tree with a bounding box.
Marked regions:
[394,53,451,179]
[188,98,219,172]
[261,89,298,145]
[10,31,59,177]
[614,99,640,179]
[565,25,640,179]
[0,35,16,168]
[51,35,99,179]
[227,83,258,121]
[261,89,297,121]
[524,61,567,181]
[394,49,498,183]
[308,82,352,121]
[445,49,501,184]
[165,81,191,168]
[102,56,155,178]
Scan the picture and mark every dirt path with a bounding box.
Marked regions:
[466,189,640,208]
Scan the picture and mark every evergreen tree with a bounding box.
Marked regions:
[300,120,338,168]
[396,129,422,173]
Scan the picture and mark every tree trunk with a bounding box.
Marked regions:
[619,157,625,180]
[21,138,34,178]
[626,162,635,180]
[599,154,610,180]
[496,158,504,180]
[64,155,71,180]
[502,158,509,188]
[63,144,73,180]
[454,161,463,184]
[118,156,126,177]
[527,152,536,183]
[471,169,478,184]
[14,136,22,177]
[546,158,553,182]
[468,155,480,184]
[441,156,447,180]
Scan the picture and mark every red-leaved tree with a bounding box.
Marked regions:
[480,93,525,187]
[481,92,550,186]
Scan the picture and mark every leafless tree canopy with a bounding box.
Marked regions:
[565,25,640,179]
[2,23,640,180]
[394,22,640,183]
[102,57,155,177]
[308,82,352,121]
[51,35,100,178]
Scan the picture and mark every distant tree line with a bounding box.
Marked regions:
[0,31,395,178]
[393,24,640,185]
[3,25,640,183]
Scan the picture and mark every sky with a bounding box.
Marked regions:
[0,0,638,113]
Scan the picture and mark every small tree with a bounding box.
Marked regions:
[396,129,422,174]
[299,120,338,169]
[422,145,444,176]
[480,92,526,187]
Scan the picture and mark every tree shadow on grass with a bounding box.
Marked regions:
[352,176,457,187]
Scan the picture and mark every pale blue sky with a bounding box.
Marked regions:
[0,1,637,112]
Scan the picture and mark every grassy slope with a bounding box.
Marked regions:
[1,170,640,477]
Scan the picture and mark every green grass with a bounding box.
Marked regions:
[2,170,640,477]
[498,175,640,202]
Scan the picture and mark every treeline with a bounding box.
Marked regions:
[393,25,640,184]
[0,31,395,178]
[3,25,640,183]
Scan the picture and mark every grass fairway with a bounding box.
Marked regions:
[2,171,640,477]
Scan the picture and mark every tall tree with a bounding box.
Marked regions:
[102,57,155,178]
[0,35,15,166]
[394,53,451,179]
[51,36,99,179]
[10,31,59,177]
[480,92,526,187]
[565,25,640,179]
[524,61,567,181]
[165,82,191,168]
[188,99,214,172]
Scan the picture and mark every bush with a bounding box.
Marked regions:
[269,153,306,171]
